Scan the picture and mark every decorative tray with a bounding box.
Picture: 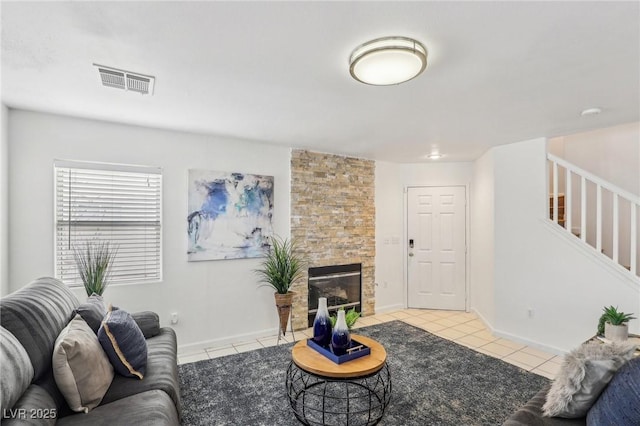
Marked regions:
[307,338,371,364]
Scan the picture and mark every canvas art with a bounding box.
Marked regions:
[187,170,274,261]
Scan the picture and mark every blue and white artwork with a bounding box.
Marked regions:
[187,169,274,261]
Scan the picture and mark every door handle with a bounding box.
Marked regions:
[409,252,414,257]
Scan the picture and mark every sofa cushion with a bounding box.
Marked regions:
[101,327,182,417]
[586,356,640,426]
[74,293,107,334]
[52,314,114,413]
[0,277,80,380]
[542,341,635,418]
[98,308,148,379]
[0,384,57,426]
[131,311,161,338]
[0,326,34,413]
[56,389,179,426]
[503,384,587,426]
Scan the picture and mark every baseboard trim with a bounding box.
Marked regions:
[178,326,279,355]
[491,329,567,356]
[374,303,405,314]
[470,308,567,356]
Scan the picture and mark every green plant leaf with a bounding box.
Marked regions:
[329,307,360,330]
[254,236,305,294]
[601,305,636,326]
[72,241,118,296]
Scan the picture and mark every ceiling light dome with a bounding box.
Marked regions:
[349,36,428,86]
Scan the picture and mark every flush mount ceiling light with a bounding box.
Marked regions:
[349,36,428,86]
[426,153,443,160]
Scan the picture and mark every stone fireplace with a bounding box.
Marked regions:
[290,150,375,330]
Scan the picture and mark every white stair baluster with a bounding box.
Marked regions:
[596,185,602,252]
[566,171,572,232]
[547,153,639,279]
[631,203,637,276]
[581,176,587,243]
[553,162,559,223]
[613,193,619,263]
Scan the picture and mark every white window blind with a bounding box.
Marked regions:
[55,160,162,286]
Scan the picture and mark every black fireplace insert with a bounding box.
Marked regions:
[307,263,362,327]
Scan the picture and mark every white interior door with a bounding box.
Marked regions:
[407,186,466,310]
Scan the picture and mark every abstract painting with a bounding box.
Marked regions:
[187,169,274,261]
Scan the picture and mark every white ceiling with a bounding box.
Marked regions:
[2,1,639,163]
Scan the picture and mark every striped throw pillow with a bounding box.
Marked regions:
[97,308,148,379]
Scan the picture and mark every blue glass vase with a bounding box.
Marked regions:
[312,297,332,347]
[331,310,351,356]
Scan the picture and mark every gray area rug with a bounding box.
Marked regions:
[179,321,549,425]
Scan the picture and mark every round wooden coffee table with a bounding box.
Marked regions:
[285,334,392,426]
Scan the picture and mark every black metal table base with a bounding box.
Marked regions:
[285,362,392,426]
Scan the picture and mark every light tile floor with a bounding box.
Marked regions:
[178,308,564,379]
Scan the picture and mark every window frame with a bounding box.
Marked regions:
[53,159,163,287]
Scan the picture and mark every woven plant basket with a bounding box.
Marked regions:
[274,292,294,336]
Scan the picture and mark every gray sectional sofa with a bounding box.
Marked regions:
[0,277,181,425]
[504,344,640,425]
[503,384,586,425]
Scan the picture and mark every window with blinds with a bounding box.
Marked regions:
[55,160,162,286]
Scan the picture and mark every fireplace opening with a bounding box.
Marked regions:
[308,263,362,327]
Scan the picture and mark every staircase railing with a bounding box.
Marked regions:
[547,153,640,279]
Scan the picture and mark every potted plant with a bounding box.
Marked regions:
[255,236,305,337]
[72,241,118,297]
[329,307,361,330]
[598,305,636,341]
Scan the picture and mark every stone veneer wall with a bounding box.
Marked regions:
[290,150,375,330]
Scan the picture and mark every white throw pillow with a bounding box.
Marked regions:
[52,314,114,413]
[542,341,636,418]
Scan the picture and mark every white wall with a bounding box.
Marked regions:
[469,150,495,325]
[8,110,291,352]
[374,160,473,313]
[491,138,639,353]
[374,161,404,312]
[399,162,474,189]
[401,162,474,309]
[9,109,637,355]
[548,123,640,270]
[0,105,8,297]
[549,122,639,195]
[376,139,639,354]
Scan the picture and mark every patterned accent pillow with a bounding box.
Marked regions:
[542,341,636,418]
[74,293,107,334]
[98,307,148,379]
[587,356,640,425]
[0,326,34,413]
[52,314,114,413]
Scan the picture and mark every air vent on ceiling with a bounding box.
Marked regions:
[94,64,155,95]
